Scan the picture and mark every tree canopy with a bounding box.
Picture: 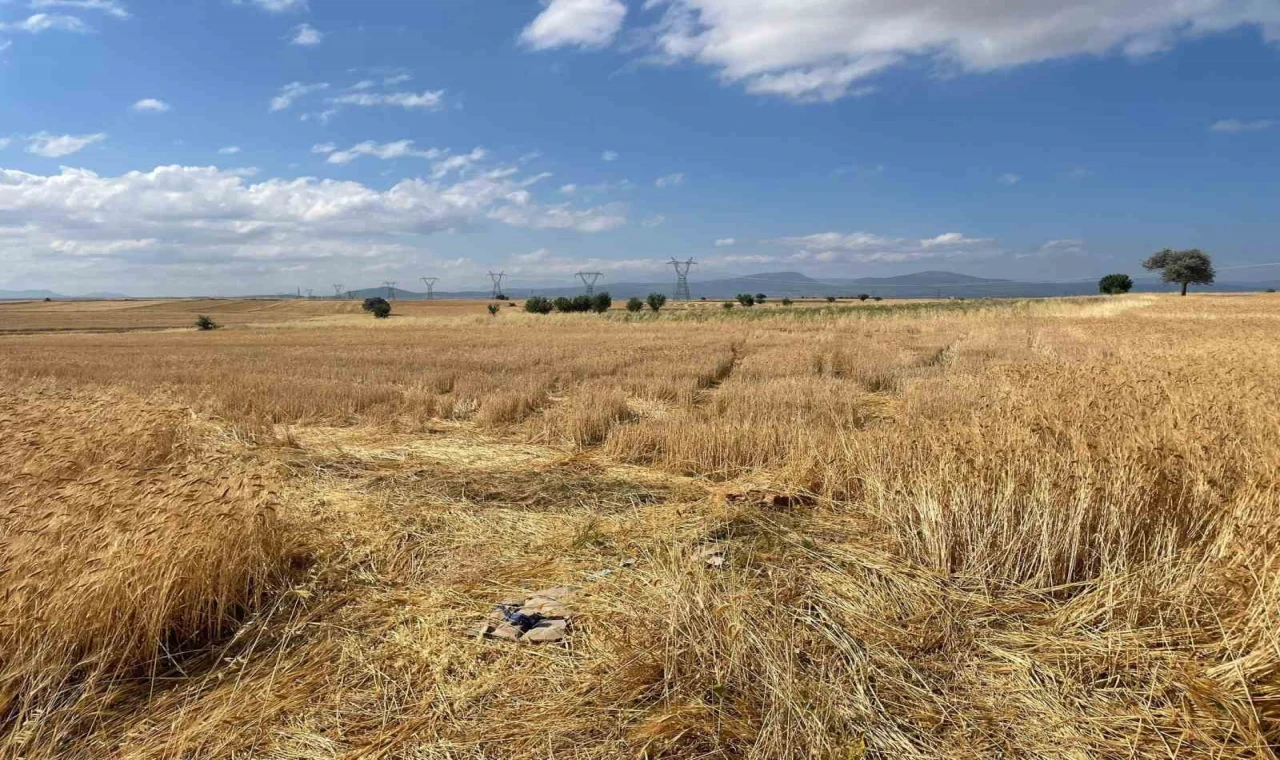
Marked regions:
[1098,274,1133,295]
[1142,249,1215,296]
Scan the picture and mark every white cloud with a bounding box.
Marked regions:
[0,162,628,287]
[270,81,329,111]
[0,139,11,150]
[560,183,577,194]
[654,172,684,188]
[998,172,1021,185]
[29,0,128,19]
[0,41,10,53]
[638,1,1280,102]
[0,13,91,33]
[132,98,170,113]
[520,0,627,50]
[238,0,307,12]
[25,132,106,158]
[291,23,322,46]
[218,146,242,155]
[714,237,735,247]
[429,147,487,178]
[601,150,618,161]
[773,230,998,263]
[384,73,412,86]
[300,109,338,124]
[503,249,664,279]
[1210,118,1275,133]
[1018,238,1086,259]
[323,140,446,166]
[327,90,445,110]
[641,214,666,228]
[347,79,376,91]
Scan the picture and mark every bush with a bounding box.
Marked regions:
[1099,273,1134,295]
[1268,288,1277,294]
[646,292,667,312]
[722,301,734,310]
[826,296,836,303]
[873,296,883,302]
[487,303,499,316]
[362,297,391,319]
[591,292,613,314]
[524,296,554,314]
[781,298,793,306]
[194,315,219,331]
[857,293,870,301]
[755,293,767,303]
[494,293,509,301]
[626,297,644,312]
[736,293,756,307]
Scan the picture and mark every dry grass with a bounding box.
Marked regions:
[0,293,1278,757]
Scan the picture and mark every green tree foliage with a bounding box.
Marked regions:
[722,301,735,309]
[487,303,500,316]
[736,293,756,307]
[857,294,870,301]
[1098,274,1134,295]
[362,297,391,319]
[1142,248,1215,296]
[553,297,573,313]
[194,315,219,331]
[524,296,554,314]
[826,296,836,303]
[591,292,613,313]
[626,297,644,312]
[754,293,767,303]
[781,298,793,306]
[646,292,667,312]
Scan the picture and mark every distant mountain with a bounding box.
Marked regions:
[0,289,131,300]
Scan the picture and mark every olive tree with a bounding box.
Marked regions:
[1142,249,1215,296]
[1098,274,1134,295]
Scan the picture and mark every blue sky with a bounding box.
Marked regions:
[1,0,1278,295]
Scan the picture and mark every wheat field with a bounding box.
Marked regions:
[0,293,1277,758]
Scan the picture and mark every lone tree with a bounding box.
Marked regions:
[362,296,392,319]
[646,292,667,313]
[626,296,644,312]
[736,293,756,307]
[1099,273,1134,295]
[194,315,219,331]
[1142,248,1215,296]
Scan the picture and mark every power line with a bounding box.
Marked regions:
[669,258,695,300]
[420,277,438,300]
[576,271,602,296]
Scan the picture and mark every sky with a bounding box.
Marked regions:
[1,0,1278,296]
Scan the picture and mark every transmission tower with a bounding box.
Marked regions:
[305,288,314,300]
[487,271,506,299]
[383,281,397,300]
[420,277,438,300]
[669,258,695,301]
[333,284,344,300]
[576,272,603,296]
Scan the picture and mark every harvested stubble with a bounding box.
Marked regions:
[0,294,1277,758]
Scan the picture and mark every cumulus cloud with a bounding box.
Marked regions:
[0,13,91,33]
[1210,118,1275,132]
[25,132,106,158]
[132,98,170,112]
[654,172,684,188]
[30,0,128,19]
[290,23,322,46]
[772,230,999,263]
[636,1,1280,102]
[327,90,445,110]
[520,0,627,50]
[714,237,735,247]
[0,162,628,289]
[270,81,329,111]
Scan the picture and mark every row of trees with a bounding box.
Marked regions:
[1100,249,1216,296]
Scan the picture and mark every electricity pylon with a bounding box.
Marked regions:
[420,277,438,300]
[333,284,344,300]
[487,271,506,299]
[576,272,602,296]
[383,281,397,300]
[669,258,695,301]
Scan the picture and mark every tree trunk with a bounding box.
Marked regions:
[1181,282,1188,296]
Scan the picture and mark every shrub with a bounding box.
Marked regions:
[591,292,613,314]
[873,296,883,302]
[487,303,499,316]
[722,301,734,310]
[858,294,870,301]
[781,298,793,306]
[736,293,756,307]
[572,295,593,312]
[646,292,667,313]
[1268,288,1277,294]
[826,296,836,303]
[1099,273,1134,295]
[194,315,219,331]
[553,297,574,313]
[494,293,510,301]
[362,297,391,319]
[626,297,644,312]
[524,296,554,314]
[755,293,767,303]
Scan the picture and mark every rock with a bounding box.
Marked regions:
[520,599,569,618]
[619,558,636,568]
[530,586,575,602]
[522,619,568,643]
[489,623,524,641]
